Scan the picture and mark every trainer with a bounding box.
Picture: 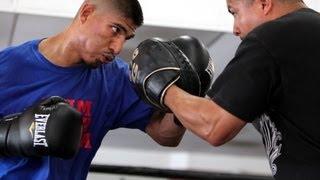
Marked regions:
[131,0,320,179]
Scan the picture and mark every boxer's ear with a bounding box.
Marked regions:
[79,3,96,24]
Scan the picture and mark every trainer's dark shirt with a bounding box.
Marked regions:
[208,8,320,180]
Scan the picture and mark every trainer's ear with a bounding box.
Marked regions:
[259,0,273,15]
[79,3,96,24]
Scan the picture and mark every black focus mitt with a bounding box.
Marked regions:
[130,36,214,111]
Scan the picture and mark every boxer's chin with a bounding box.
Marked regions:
[88,62,102,69]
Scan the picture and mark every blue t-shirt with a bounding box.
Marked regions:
[0,40,154,180]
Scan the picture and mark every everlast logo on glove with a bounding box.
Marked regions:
[0,97,82,159]
[31,114,50,147]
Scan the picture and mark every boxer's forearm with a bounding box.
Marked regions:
[165,85,246,146]
[146,111,185,147]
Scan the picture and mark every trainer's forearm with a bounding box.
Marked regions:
[164,85,219,141]
[165,86,246,146]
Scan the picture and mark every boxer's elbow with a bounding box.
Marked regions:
[147,127,184,147]
[161,140,180,147]
[155,136,182,147]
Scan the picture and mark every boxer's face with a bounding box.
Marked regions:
[77,5,136,68]
[227,0,268,39]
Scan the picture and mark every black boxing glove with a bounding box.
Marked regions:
[0,96,82,159]
[130,37,201,111]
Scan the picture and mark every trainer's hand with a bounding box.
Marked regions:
[0,96,82,159]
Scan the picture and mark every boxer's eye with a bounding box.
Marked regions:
[111,26,121,34]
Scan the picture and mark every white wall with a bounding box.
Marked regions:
[1,0,319,33]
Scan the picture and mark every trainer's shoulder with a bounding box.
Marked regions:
[249,8,319,41]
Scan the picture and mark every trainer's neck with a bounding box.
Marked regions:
[271,1,307,20]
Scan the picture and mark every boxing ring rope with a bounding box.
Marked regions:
[89,164,273,180]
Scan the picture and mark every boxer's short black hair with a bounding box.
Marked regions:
[110,0,144,27]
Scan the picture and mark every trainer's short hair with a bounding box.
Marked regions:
[244,0,304,4]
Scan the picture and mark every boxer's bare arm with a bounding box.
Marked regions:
[146,111,185,147]
[165,85,246,146]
